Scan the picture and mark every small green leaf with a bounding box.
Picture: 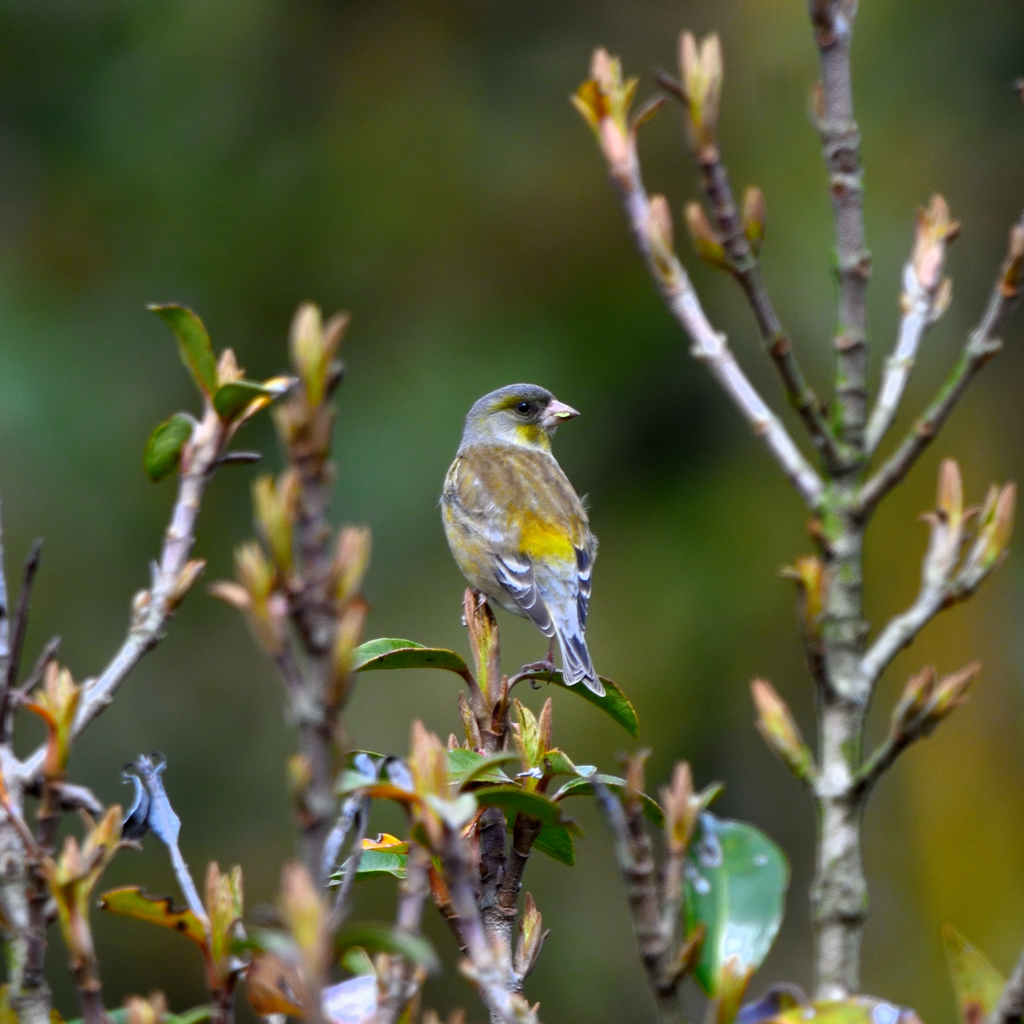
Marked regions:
[553,773,664,827]
[352,638,469,675]
[213,379,280,421]
[530,822,575,865]
[685,814,789,997]
[474,785,570,826]
[942,924,1006,1024]
[150,304,219,395]
[99,886,207,949]
[144,414,193,483]
[447,749,519,788]
[516,669,639,738]
[541,749,579,778]
[336,921,439,974]
[337,850,407,881]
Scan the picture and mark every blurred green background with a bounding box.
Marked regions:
[1,0,1023,1020]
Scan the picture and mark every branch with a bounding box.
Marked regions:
[811,1,871,453]
[17,409,227,784]
[686,129,843,468]
[866,198,959,453]
[620,171,824,508]
[988,943,1024,1024]
[860,217,1024,514]
[371,846,430,1024]
[592,775,681,1024]
[573,54,824,509]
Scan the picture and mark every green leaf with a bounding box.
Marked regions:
[530,822,575,866]
[150,304,219,395]
[553,773,664,827]
[213,379,280,421]
[340,849,408,881]
[352,638,469,675]
[98,886,207,949]
[942,925,1006,1024]
[336,921,439,974]
[447,749,519,788]
[685,814,789,997]
[516,669,639,738]
[143,414,193,483]
[540,748,579,778]
[474,785,570,826]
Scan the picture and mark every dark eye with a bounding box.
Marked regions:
[516,401,532,414]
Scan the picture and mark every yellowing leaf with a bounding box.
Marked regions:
[99,886,207,948]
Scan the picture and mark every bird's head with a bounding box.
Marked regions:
[460,384,580,451]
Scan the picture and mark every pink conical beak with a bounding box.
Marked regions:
[541,399,580,428]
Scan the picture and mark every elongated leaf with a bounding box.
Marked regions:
[447,749,519,788]
[553,773,664,827]
[515,669,639,738]
[530,822,575,866]
[150,304,219,395]
[99,887,207,948]
[352,638,469,675]
[336,921,439,973]
[475,785,569,826]
[942,925,1006,1024]
[213,379,282,421]
[144,414,193,482]
[685,814,789,996]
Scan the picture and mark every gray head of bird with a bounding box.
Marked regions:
[460,383,580,451]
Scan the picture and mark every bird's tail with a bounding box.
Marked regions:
[555,621,603,696]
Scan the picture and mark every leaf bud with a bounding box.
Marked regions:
[622,748,650,808]
[537,697,553,756]
[660,761,698,854]
[513,893,550,981]
[779,556,824,637]
[679,31,722,158]
[957,481,1016,594]
[571,48,639,179]
[924,662,980,731]
[333,525,372,605]
[912,195,960,293]
[253,472,299,576]
[750,679,813,781]
[169,558,206,610]
[1001,223,1024,299]
[890,666,936,737]
[125,992,169,1024]
[685,202,729,270]
[741,186,766,258]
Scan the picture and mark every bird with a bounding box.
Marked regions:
[441,383,602,695]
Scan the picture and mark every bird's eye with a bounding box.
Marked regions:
[516,401,532,414]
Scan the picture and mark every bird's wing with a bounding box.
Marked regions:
[493,552,556,637]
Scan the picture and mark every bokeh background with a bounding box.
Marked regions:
[1,0,1023,1020]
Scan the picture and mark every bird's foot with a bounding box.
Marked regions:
[510,640,557,689]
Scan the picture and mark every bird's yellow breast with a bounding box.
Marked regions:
[518,512,575,563]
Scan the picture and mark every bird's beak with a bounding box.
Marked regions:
[541,399,580,428]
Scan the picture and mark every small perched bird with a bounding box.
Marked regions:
[441,384,602,695]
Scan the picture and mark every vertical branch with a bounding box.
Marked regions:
[811,0,871,452]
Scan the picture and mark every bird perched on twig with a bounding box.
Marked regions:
[441,384,602,695]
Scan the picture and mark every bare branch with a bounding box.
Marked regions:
[811,2,871,453]
[592,773,682,1024]
[17,409,228,785]
[859,582,947,691]
[866,197,958,453]
[618,175,824,507]
[860,216,1024,514]
[573,53,824,508]
[5,539,42,691]
[687,139,844,467]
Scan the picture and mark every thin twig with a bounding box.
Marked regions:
[695,152,845,469]
[610,154,825,508]
[860,216,1024,514]
[328,798,369,932]
[14,637,61,699]
[17,409,228,785]
[859,585,946,690]
[5,539,42,691]
[591,777,681,1024]
[371,846,431,1024]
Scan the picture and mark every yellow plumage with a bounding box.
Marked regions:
[441,384,601,694]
